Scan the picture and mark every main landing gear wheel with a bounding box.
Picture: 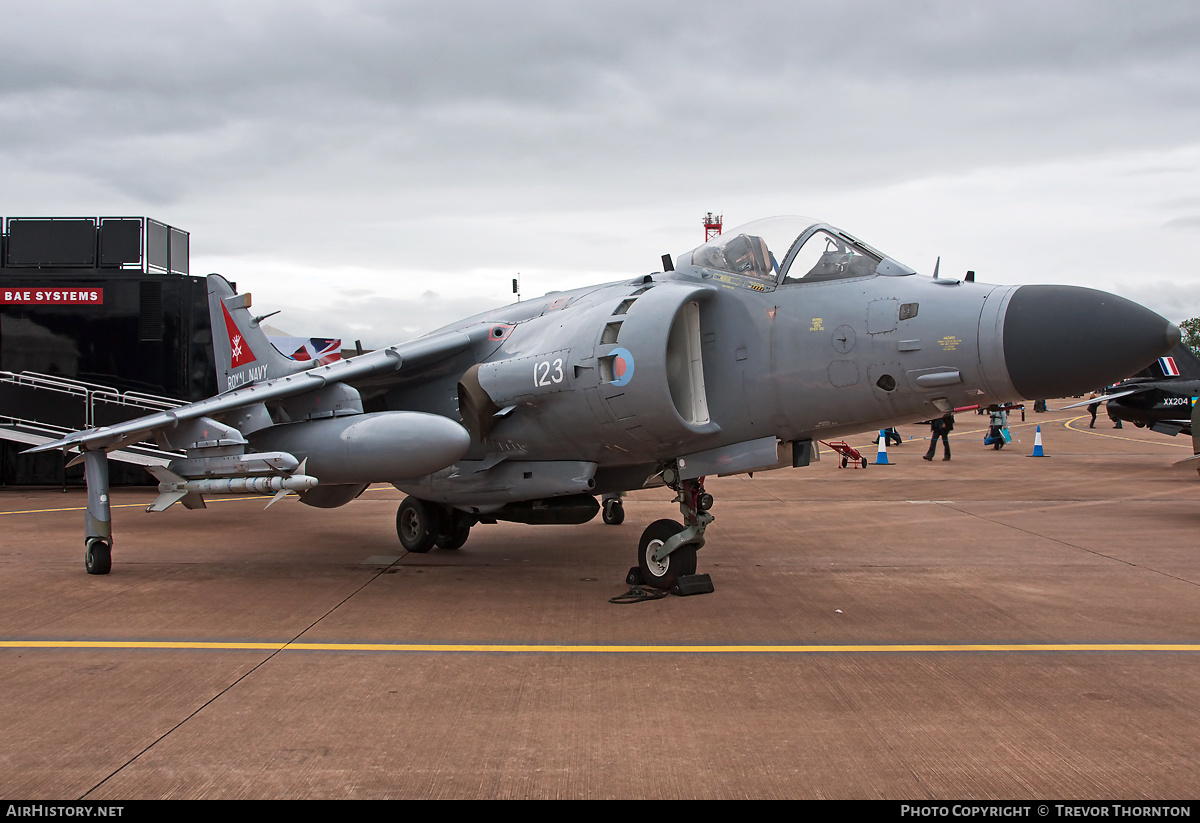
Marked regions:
[435,516,471,551]
[84,538,112,575]
[638,519,697,590]
[602,498,625,525]
[396,497,439,553]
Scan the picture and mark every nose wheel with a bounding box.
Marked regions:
[637,519,696,587]
[84,537,112,575]
[631,470,714,593]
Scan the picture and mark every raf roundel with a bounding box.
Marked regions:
[610,347,635,387]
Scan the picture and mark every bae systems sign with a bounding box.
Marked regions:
[1,288,103,305]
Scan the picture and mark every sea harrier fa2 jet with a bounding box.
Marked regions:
[26,216,1180,588]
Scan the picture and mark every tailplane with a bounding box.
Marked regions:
[207,274,309,393]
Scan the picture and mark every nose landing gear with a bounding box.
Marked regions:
[630,467,715,595]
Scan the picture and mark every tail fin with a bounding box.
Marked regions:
[207,274,309,393]
[1130,343,1200,380]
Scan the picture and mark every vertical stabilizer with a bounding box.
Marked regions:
[1128,343,1200,380]
[1158,344,1200,379]
[207,274,309,393]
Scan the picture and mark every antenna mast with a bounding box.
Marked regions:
[703,212,723,242]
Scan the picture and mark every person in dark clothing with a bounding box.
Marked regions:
[923,413,954,461]
[1087,394,1100,428]
[878,427,902,447]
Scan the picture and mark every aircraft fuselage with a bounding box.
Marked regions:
[1105,380,1200,436]
[389,266,1167,508]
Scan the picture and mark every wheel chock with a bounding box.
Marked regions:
[671,573,715,596]
[623,568,714,596]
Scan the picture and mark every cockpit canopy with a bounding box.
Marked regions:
[676,216,915,285]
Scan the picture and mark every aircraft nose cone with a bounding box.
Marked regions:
[1003,285,1179,399]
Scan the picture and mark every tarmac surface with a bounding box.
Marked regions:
[1,404,1198,800]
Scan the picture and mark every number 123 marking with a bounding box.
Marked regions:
[534,358,565,387]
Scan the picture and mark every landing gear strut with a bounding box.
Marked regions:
[638,519,695,585]
[634,467,714,592]
[83,450,113,575]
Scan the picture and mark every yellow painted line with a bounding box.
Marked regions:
[0,496,264,516]
[1,640,1198,654]
[0,640,287,651]
[1063,415,1191,448]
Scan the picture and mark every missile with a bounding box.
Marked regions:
[146,466,318,512]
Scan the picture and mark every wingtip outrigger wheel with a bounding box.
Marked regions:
[84,538,112,575]
[83,450,113,575]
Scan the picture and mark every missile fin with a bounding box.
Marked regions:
[147,465,185,486]
[181,492,207,510]
[147,490,188,513]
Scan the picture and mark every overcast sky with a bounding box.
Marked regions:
[3,1,1199,346]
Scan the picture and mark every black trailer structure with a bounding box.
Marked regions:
[0,217,217,485]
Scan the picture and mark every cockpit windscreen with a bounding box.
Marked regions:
[781,228,881,282]
[677,216,913,287]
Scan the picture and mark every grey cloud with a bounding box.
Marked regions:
[7,2,1197,185]
[275,288,506,349]
[3,1,1200,341]
[1163,216,1200,232]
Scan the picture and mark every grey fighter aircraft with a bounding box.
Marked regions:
[27,216,1179,588]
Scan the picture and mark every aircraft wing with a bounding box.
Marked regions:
[1057,389,1142,410]
[25,330,473,456]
